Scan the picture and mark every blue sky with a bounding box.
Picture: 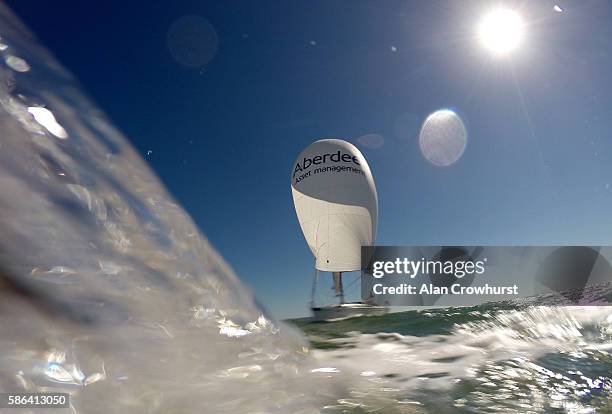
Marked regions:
[8,0,612,318]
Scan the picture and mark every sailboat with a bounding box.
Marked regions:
[291,139,387,321]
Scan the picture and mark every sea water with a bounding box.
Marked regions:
[0,3,610,413]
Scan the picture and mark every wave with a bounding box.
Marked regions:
[298,305,612,412]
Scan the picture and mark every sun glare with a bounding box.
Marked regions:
[478,9,524,55]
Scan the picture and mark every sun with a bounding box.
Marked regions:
[478,9,524,55]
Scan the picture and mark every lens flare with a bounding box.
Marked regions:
[419,109,467,167]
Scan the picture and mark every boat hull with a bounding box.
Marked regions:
[311,303,387,322]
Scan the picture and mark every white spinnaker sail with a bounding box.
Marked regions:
[291,139,378,272]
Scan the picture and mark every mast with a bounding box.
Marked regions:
[310,269,319,308]
[332,271,345,304]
